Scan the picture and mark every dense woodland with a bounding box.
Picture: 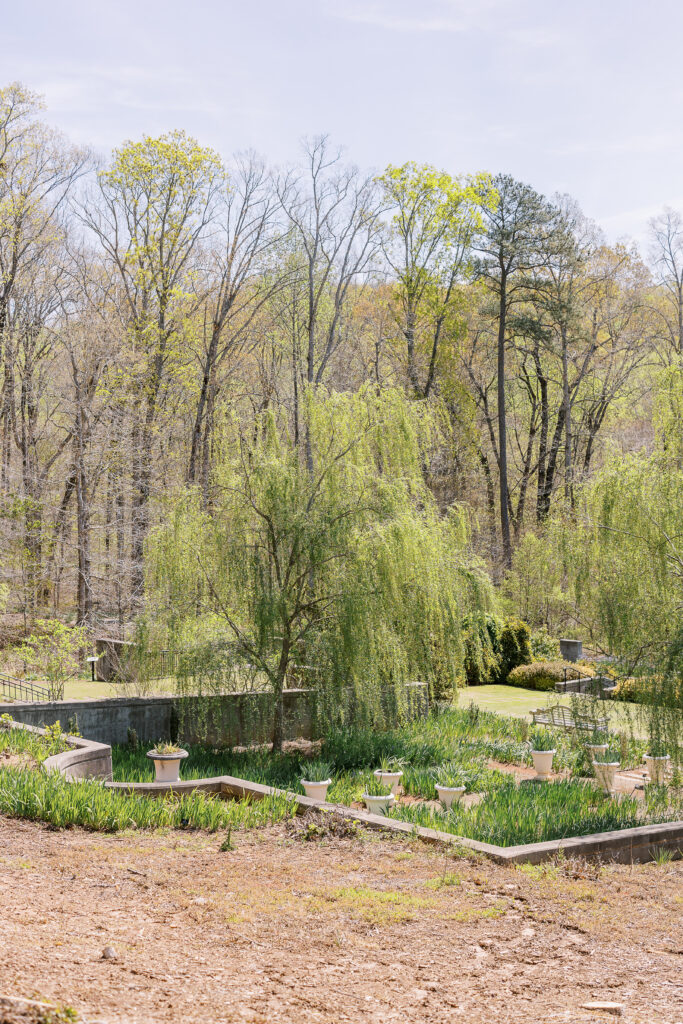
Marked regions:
[1,81,682,704]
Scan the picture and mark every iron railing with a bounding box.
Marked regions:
[0,674,53,702]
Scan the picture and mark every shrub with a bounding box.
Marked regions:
[461,614,532,685]
[497,618,532,681]
[507,660,595,692]
[613,674,682,705]
[530,629,560,661]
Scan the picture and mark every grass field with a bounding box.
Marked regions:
[459,684,646,736]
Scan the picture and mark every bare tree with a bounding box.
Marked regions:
[649,207,683,364]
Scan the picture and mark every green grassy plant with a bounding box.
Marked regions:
[0,767,295,832]
[389,778,682,846]
[0,717,69,762]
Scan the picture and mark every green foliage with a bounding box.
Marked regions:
[0,718,69,762]
[389,778,680,847]
[300,759,333,783]
[507,660,594,691]
[461,614,531,685]
[503,530,570,633]
[498,618,532,680]
[0,768,294,832]
[11,620,87,699]
[530,629,560,661]
[462,613,502,685]
[145,387,492,744]
[151,742,183,755]
[364,775,393,797]
[529,727,555,751]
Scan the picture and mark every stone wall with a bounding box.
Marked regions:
[0,682,428,748]
[0,689,315,747]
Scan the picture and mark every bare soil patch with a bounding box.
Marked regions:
[0,813,681,1024]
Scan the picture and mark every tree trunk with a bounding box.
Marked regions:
[561,325,573,507]
[496,273,512,567]
[271,637,291,752]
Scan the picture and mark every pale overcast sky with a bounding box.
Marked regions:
[4,0,682,247]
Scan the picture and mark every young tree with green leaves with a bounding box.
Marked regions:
[82,131,224,600]
[378,162,495,399]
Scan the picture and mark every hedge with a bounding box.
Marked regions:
[506,660,595,692]
[462,614,532,686]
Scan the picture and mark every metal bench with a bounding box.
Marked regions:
[531,704,608,734]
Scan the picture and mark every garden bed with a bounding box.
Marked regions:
[2,706,681,859]
[108,705,681,851]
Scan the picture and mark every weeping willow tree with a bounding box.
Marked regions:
[145,386,492,749]
[558,372,683,758]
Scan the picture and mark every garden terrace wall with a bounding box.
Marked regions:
[108,774,683,865]
[0,689,314,747]
[4,719,112,780]
[0,682,428,748]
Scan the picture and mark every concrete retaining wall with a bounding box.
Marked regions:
[0,689,315,747]
[0,682,429,748]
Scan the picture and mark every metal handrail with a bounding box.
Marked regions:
[0,673,53,702]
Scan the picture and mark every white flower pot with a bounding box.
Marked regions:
[531,749,556,780]
[373,769,403,795]
[593,761,619,794]
[362,793,395,815]
[436,784,466,809]
[644,754,670,785]
[301,779,332,802]
[586,743,608,760]
[146,749,188,783]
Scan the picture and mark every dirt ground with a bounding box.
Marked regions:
[0,813,681,1024]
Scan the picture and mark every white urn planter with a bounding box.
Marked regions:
[593,761,619,794]
[435,784,466,809]
[362,793,395,815]
[146,748,188,783]
[373,769,403,795]
[301,779,332,802]
[530,749,556,781]
[644,754,670,785]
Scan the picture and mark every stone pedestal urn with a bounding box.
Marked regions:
[531,749,556,781]
[593,761,619,794]
[146,748,189,784]
[644,754,670,786]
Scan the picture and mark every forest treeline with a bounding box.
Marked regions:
[2,81,682,636]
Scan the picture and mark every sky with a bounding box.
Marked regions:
[4,0,683,248]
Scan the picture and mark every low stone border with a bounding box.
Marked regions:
[2,718,112,780]
[3,720,682,864]
[109,774,683,865]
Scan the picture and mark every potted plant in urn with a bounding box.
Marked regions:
[300,759,334,802]
[644,736,670,786]
[146,741,189,783]
[592,744,621,794]
[529,727,556,781]
[362,775,395,815]
[585,725,609,762]
[373,756,404,795]
[434,765,467,809]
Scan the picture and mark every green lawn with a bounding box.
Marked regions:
[459,684,645,736]
[459,685,569,718]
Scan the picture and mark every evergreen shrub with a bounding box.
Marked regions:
[507,660,595,692]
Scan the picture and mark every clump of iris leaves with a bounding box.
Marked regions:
[0,705,679,845]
